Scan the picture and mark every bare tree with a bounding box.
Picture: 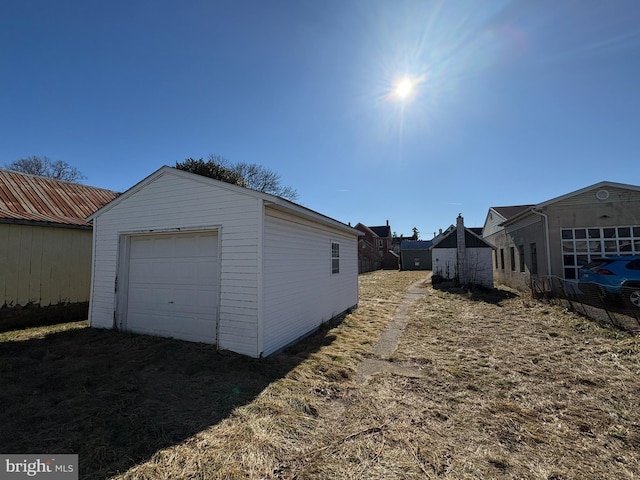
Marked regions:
[5,156,85,182]
[232,161,298,201]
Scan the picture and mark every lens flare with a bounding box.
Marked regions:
[395,77,414,99]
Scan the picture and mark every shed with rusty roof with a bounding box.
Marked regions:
[0,169,118,320]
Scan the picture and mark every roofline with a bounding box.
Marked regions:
[502,181,640,226]
[0,218,92,230]
[466,226,497,249]
[89,166,361,237]
[354,223,378,237]
[535,180,640,208]
[487,207,507,222]
[500,207,534,226]
[431,225,496,250]
[0,167,117,193]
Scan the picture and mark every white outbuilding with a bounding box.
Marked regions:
[88,166,360,357]
[431,214,496,289]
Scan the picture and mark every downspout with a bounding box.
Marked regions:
[531,208,552,277]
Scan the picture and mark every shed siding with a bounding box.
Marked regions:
[432,247,494,288]
[432,248,458,280]
[1,224,91,307]
[465,247,494,288]
[262,209,358,357]
[89,173,261,357]
[401,249,432,270]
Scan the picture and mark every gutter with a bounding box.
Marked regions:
[531,208,552,276]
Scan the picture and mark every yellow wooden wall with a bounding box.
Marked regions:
[0,224,92,307]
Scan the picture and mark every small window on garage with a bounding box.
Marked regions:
[331,242,340,274]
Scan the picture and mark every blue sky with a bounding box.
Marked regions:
[2,0,639,238]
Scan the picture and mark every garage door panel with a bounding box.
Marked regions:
[128,286,174,305]
[172,288,217,308]
[129,261,174,284]
[124,231,219,344]
[197,260,218,284]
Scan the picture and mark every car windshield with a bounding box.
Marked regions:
[625,259,640,270]
[582,259,614,270]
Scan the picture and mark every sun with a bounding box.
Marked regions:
[394,77,414,99]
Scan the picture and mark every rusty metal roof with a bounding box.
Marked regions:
[0,169,119,228]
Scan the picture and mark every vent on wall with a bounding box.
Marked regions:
[595,189,610,201]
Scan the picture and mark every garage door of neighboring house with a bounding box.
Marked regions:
[122,231,219,344]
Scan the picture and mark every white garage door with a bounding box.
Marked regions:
[124,231,219,344]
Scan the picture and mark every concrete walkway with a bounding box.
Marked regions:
[355,277,428,384]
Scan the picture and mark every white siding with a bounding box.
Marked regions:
[482,210,506,237]
[432,248,458,280]
[89,172,261,357]
[262,208,358,357]
[466,247,494,288]
[432,247,494,288]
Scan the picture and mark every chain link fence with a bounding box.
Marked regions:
[530,276,640,332]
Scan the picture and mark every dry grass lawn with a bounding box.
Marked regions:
[1,270,639,479]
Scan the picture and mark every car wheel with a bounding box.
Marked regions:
[629,289,640,308]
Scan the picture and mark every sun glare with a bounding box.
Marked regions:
[396,78,414,98]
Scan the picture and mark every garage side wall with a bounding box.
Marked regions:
[89,173,261,357]
[262,209,358,357]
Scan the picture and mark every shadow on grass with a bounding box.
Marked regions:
[469,287,519,305]
[433,283,519,306]
[0,324,332,479]
[0,302,89,333]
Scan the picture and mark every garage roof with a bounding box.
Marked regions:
[89,166,361,237]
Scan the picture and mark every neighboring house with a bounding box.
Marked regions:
[88,166,360,358]
[354,221,399,272]
[400,240,433,270]
[432,214,495,288]
[0,168,118,315]
[482,181,640,292]
[391,231,418,254]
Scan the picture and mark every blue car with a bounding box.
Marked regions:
[578,256,640,308]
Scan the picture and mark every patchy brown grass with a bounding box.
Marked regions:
[2,271,639,480]
[294,283,640,479]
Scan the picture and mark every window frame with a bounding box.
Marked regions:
[560,225,640,279]
[331,241,340,274]
[530,243,538,275]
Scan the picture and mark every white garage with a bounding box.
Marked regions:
[88,166,360,358]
